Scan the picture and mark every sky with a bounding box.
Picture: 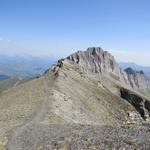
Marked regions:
[0,0,150,65]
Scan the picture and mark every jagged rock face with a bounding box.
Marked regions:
[67,47,150,91]
[124,67,150,90]
[67,47,120,75]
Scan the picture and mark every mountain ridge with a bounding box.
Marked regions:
[119,62,150,79]
[67,47,150,90]
[0,47,150,150]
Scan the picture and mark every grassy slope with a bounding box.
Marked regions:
[0,77,31,93]
[0,78,19,93]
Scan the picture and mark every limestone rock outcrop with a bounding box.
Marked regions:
[67,47,150,90]
[67,47,120,74]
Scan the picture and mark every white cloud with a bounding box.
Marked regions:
[0,38,3,41]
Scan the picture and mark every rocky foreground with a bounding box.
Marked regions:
[6,124,150,150]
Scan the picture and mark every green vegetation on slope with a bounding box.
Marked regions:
[0,78,19,93]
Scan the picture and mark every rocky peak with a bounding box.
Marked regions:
[124,67,150,90]
[67,47,120,75]
[66,47,150,91]
[125,67,145,75]
[124,67,137,75]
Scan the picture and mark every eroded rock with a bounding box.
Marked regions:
[120,87,150,121]
[67,47,150,90]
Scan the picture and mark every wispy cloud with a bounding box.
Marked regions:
[0,38,3,41]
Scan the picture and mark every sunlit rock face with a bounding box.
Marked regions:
[67,47,150,90]
[67,47,120,74]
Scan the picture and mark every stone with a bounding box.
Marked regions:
[66,47,150,90]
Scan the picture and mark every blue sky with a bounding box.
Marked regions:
[0,0,150,65]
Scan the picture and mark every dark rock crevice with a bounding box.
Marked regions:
[145,100,150,116]
[120,88,150,121]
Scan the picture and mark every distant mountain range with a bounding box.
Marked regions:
[0,55,56,80]
[119,62,150,79]
[1,55,150,82]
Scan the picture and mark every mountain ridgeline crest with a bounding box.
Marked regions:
[0,47,150,150]
[66,47,150,90]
